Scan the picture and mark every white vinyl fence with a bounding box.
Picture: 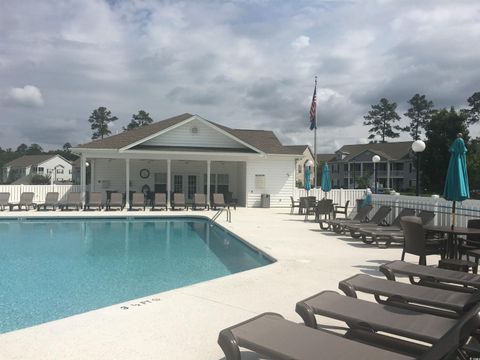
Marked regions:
[372,194,480,227]
[293,189,480,227]
[294,188,366,209]
[0,184,81,203]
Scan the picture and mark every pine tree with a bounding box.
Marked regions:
[88,107,118,139]
[404,94,434,140]
[123,110,153,131]
[363,98,402,143]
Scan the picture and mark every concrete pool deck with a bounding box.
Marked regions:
[0,207,432,359]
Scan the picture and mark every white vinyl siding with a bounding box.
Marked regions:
[246,157,295,207]
[142,119,248,149]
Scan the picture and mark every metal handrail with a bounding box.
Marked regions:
[210,207,231,225]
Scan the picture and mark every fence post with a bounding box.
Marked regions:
[432,195,439,226]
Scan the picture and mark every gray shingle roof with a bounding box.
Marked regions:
[5,154,59,168]
[283,145,310,155]
[77,113,193,150]
[316,153,336,163]
[76,113,299,155]
[336,141,414,161]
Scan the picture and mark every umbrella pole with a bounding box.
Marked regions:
[451,201,456,230]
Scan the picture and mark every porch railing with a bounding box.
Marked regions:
[0,184,81,203]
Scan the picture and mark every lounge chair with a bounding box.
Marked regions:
[219,312,412,360]
[130,192,145,210]
[192,193,208,210]
[9,192,35,210]
[60,192,82,211]
[352,208,415,244]
[38,192,59,211]
[172,193,187,210]
[380,260,480,293]
[344,205,392,238]
[290,196,300,214]
[0,192,10,210]
[359,210,435,248]
[338,273,477,318]
[400,216,445,265]
[321,204,372,233]
[218,304,480,360]
[296,290,460,345]
[107,192,124,210]
[151,193,167,211]
[211,193,227,210]
[84,192,103,210]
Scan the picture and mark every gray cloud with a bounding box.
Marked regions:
[1,0,480,153]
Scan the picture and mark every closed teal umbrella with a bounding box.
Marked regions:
[443,136,470,228]
[304,166,311,192]
[321,163,332,192]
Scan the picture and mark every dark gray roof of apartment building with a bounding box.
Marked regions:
[316,153,336,163]
[5,154,59,168]
[336,141,414,161]
[76,113,299,155]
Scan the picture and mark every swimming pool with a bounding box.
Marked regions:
[0,217,272,334]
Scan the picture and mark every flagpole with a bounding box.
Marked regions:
[314,76,317,189]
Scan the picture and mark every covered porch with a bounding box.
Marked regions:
[79,154,247,208]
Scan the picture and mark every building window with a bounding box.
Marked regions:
[173,175,183,193]
[56,168,64,174]
[37,167,44,174]
[409,163,412,173]
[217,174,229,194]
[298,164,302,173]
[69,169,72,174]
[155,173,167,193]
[344,164,348,172]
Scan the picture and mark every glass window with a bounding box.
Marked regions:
[37,167,44,173]
[155,173,167,193]
[173,175,183,193]
[56,168,64,174]
[217,174,229,194]
[187,175,197,199]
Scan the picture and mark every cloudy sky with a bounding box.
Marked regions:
[1,0,480,153]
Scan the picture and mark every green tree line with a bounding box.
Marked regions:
[363,92,480,194]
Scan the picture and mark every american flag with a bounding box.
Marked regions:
[309,81,317,130]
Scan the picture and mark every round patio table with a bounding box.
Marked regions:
[423,225,480,259]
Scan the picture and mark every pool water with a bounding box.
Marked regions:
[0,217,271,334]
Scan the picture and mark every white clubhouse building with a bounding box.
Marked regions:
[72,113,300,208]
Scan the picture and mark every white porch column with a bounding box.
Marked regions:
[90,159,95,192]
[207,160,211,207]
[167,159,171,207]
[347,162,351,189]
[387,161,390,189]
[80,154,87,204]
[125,158,130,209]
